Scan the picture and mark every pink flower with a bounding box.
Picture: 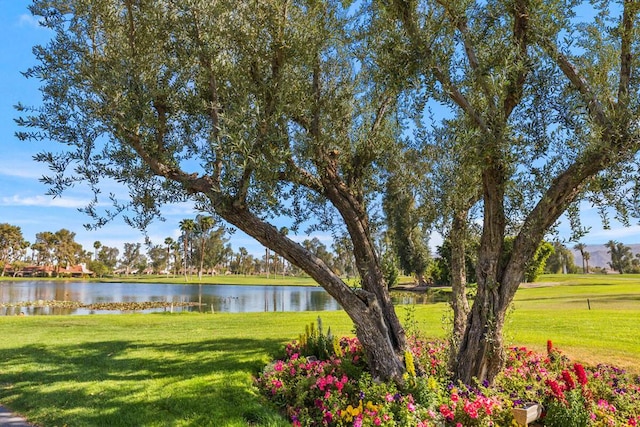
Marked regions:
[439,404,454,421]
[464,400,479,419]
[274,360,284,371]
[407,402,416,412]
[374,417,381,426]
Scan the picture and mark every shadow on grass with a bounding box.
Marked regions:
[0,338,290,426]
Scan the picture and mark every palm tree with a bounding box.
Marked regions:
[171,241,181,276]
[93,241,102,261]
[179,218,196,281]
[164,237,174,276]
[574,243,587,273]
[195,215,215,280]
[583,251,591,274]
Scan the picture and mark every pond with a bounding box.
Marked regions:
[0,281,442,316]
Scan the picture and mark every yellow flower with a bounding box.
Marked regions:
[342,400,363,421]
[404,350,416,377]
[333,336,343,358]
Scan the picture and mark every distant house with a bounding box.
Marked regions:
[57,263,95,278]
[9,265,56,277]
[5,264,94,278]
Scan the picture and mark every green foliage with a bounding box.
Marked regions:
[545,243,579,274]
[383,174,431,280]
[0,223,28,275]
[297,317,335,360]
[524,242,554,282]
[432,237,479,286]
[381,251,400,289]
[87,260,110,278]
[502,238,555,282]
[604,240,634,274]
[543,389,590,427]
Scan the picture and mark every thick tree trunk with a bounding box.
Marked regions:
[449,210,470,345]
[454,163,507,384]
[216,201,406,382]
[454,278,508,385]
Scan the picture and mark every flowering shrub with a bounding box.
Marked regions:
[256,336,640,426]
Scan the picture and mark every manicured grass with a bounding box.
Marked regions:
[0,274,638,426]
[0,312,356,426]
[508,274,640,371]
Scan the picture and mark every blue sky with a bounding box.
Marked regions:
[0,1,277,257]
[1,1,639,261]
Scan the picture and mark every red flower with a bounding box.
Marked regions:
[562,370,576,390]
[574,363,588,386]
[439,404,455,421]
[547,340,553,355]
[546,379,565,401]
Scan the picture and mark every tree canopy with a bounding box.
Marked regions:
[18,0,640,384]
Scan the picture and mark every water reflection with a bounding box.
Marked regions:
[0,281,342,315]
[0,281,443,316]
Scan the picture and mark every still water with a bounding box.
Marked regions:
[0,281,342,315]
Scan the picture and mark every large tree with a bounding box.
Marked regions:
[0,223,29,277]
[31,229,82,274]
[605,240,633,274]
[383,173,431,286]
[20,0,409,380]
[377,0,640,383]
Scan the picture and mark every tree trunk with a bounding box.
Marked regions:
[454,277,508,385]
[454,164,507,385]
[216,201,406,382]
[449,209,470,345]
[199,240,205,281]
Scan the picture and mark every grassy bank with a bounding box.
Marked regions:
[0,274,415,287]
[0,275,638,426]
[0,274,320,286]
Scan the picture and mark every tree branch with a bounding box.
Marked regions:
[541,39,608,126]
[617,0,636,108]
[391,0,490,132]
[191,7,223,187]
[436,0,497,112]
[121,126,217,195]
[503,0,530,117]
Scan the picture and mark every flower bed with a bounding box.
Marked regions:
[256,334,640,426]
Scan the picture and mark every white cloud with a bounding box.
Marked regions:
[584,225,640,241]
[17,14,43,30]
[0,165,45,179]
[0,194,87,209]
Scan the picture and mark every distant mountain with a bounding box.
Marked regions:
[570,243,640,269]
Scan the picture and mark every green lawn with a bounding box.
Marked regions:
[0,274,638,426]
